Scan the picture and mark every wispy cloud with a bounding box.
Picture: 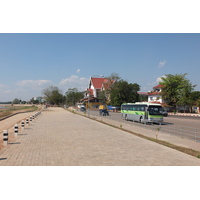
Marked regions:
[17,80,52,87]
[76,69,81,73]
[0,84,8,89]
[0,84,10,95]
[156,75,166,83]
[59,75,89,90]
[158,60,166,68]
[145,76,166,92]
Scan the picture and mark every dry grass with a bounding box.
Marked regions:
[0,106,38,120]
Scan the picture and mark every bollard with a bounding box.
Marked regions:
[26,118,29,126]
[3,130,8,146]
[30,116,32,122]
[32,115,35,121]
[21,120,25,130]
[14,124,18,137]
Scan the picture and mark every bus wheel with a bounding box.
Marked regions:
[140,117,143,123]
[125,115,128,121]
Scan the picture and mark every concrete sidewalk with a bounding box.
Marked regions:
[1,107,200,166]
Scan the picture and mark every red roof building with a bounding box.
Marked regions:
[148,84,165,104]
[87,77,115,98]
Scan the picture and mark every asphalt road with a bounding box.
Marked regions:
[85,110,200,142]
[87,110,200,129]
[163,115,200,129]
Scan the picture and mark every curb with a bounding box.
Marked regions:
[168,113,200,117]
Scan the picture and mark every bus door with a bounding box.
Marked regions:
[144,106,148,120]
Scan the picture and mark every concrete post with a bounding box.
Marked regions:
[3,130,8,146]
[14,124,18,137]
[26,118,29,126]
[21,120,25,130]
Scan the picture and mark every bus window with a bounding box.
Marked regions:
[148,106,162,115]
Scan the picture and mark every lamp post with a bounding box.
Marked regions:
[88,75,104,117]
[88,89,90,117]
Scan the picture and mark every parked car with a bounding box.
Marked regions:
[161,109,168,117]
[99,109,109,116]
[80,107,86,112]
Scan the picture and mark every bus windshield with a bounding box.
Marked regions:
[148,106,163,115]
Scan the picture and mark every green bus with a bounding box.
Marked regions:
[121,102,163,124]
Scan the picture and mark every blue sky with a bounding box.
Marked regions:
[0,33,200,101]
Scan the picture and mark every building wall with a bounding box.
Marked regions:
[148,95,163,103]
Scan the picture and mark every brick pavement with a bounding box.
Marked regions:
[1,107,200,166]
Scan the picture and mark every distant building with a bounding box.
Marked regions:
[31,97,44,103]
[148,85,165,104]
[86,77,115,98]
[87,77,105,98]
[82,77,115,108]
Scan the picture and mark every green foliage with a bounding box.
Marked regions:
[30,99,39,104]
[191,91,200,102]
[12,98,21,104]
[42,86,64,105]
[97,73,121,103]
[110,80,140,106]
[65,88,84,106]
[97,90,107,103]
[139,94,148,102]
[160,73,196,106]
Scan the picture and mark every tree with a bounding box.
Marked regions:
[190,91,200,102]
[191,91,200,112]
[98,73,121,103]
[97,90,107,103]
[139,94,148,102]
[159,73,196,107]
[42,86,64,105]
[106,73,121,82]
[65,88,84,106]
[13,98,21,104]
[110,80,140,106]
[30,99,39,104]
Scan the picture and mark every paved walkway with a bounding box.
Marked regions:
[1,107,200,166]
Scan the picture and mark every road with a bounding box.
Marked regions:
[85,110,200,142]
[165,115,200,128]
[87,110,200,128]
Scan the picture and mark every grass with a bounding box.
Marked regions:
[70,108,200,159]
[0,105,38,119]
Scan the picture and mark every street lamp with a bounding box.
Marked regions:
[88,75,104,117]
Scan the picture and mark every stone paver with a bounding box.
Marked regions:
[1,107,200,166]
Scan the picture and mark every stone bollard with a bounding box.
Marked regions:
[3,130,8,146]
[30,116,32,122]
[32,115,35,121]
[21,120,25,130]
[14,124,18,137]
[26,118,29,126]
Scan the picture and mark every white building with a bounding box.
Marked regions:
[148,85,164,104]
